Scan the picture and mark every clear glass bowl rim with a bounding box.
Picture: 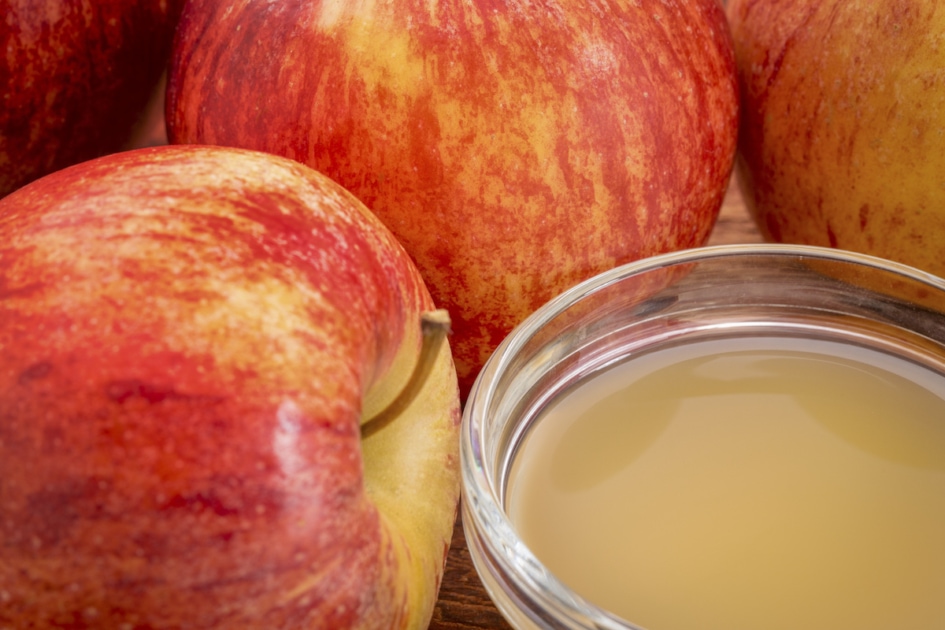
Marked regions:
[460,243,945,630]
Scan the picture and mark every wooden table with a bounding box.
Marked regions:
[428,177,765,629]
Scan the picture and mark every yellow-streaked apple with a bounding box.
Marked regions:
[165,0,740,397]
[727,0,945,278]
[0,144,461,629]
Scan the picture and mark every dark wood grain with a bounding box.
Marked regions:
[133,95,763,630]
[708,174,765,247]
[429,517,513,630]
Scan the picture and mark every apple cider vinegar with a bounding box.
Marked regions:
[506,336,945,630]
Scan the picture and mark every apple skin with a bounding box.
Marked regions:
[165,0,740,397]
[0,0,184,198]
[0,145,461,628]
[727,0,945,278]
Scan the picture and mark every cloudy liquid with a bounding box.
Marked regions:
[507,337,945,630]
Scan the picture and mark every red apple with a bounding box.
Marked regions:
[165,0,740,397]
[727,0,945,278]
[0,145,461,628]
[0,0,184,198]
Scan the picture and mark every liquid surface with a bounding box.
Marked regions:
[507,337,945,630]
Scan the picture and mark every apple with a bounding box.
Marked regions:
[727,0,945,278]
[0,0,184,198]
[165,0,740,397]
[0,145,461,628]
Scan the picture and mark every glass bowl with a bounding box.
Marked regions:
[460,244,945,630]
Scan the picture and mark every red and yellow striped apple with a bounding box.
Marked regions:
[0,145,461,629]
[727,0,945,278]
[165,0,740,397]
[0,0,183,198]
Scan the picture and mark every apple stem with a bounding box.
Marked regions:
[362,309,453,436]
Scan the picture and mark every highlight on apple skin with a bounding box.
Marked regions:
[0,0,184,199]
[727,0,945,279]
[0,144,462,629]
[165,0,741,397]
